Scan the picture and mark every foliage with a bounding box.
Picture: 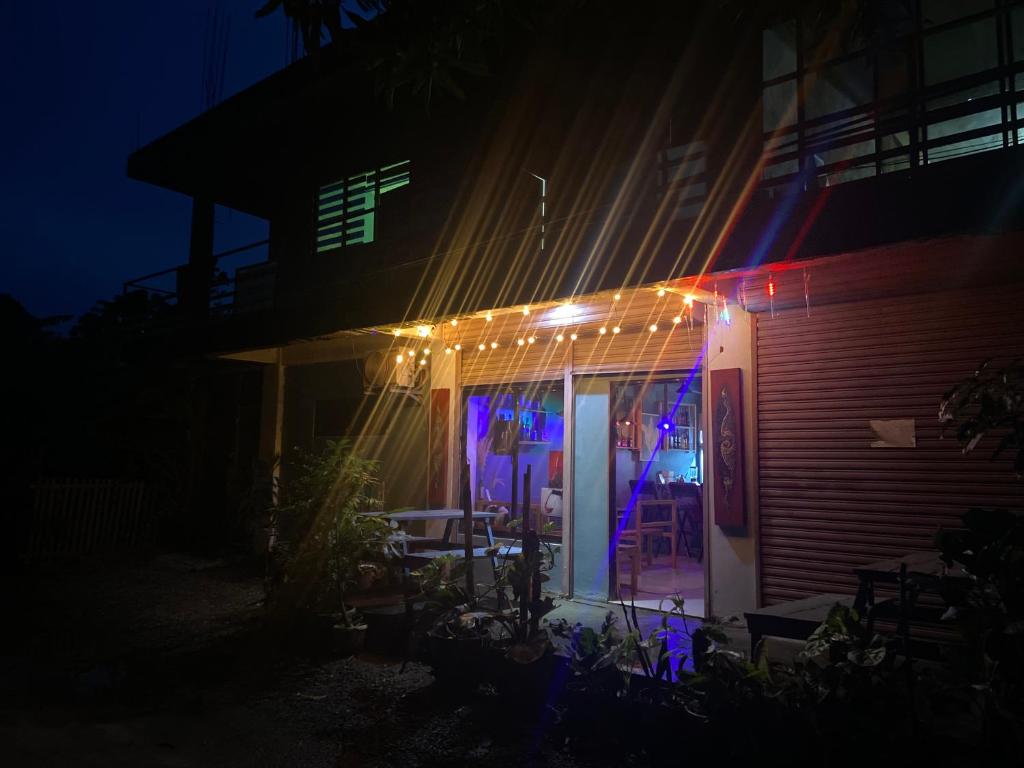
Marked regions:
[940,358,1024,477]
[270,440,395,625]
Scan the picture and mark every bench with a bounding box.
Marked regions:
[744,593,857,660]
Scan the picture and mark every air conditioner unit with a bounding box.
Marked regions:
[362,348,426,400]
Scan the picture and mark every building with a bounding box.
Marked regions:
[127,1,1024,617]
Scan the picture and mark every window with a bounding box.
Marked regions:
[315,160,410,253]
[657,141,708,221]
[760,1,1019,190]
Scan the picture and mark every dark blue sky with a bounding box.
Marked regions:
[0,1,287,320]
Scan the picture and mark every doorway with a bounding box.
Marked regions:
[609,373,705,615]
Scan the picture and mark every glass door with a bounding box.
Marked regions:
[462,381,565,542]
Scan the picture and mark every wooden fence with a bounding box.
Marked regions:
[26,479,154,561]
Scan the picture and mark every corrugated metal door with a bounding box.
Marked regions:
[461,341,569,386]
[757,284,1024,604]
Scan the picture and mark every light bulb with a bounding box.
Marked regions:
[423,347,431,355]
[419,358,427,365]
[416,325,430,337]
[673,315,682,324]
[683,294,694,307]
[395,355,404,364]
[454,343,462,351]
[599,326,607,335]
[444,347,453,355]
[450,319,458,327]
[517,338,525,347]
[485,312,493,322]
[612,325,621,334]
[478,343,486,351]
[570,332,578,341]
[393,328,401,336]
[522,306,530,316]
[613,293,621,301]
[490,341,498,349]
[657,288,667,297]
[649,323,658,332]
[556,333,564,343]
[527,336,536,344]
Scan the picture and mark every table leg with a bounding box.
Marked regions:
[441,519,455,547]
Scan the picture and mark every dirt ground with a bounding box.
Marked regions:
[0,554,591,767]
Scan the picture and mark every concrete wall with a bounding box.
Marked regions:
[705,306,759,618]
[572,377,610,601]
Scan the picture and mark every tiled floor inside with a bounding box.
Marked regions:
[615,554,705,617]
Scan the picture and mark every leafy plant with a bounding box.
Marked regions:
[269,440,396,626]
[940,358,1024,476]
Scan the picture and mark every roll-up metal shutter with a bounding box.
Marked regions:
[461,340,569,386]
[757,284,1024,605]
[573,325,704,375]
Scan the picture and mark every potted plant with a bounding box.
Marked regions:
[268,440,396,656]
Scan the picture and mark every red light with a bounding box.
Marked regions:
[767,278,776,298]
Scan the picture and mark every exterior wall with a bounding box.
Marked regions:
[705,306,760,618]
[281,360,428,511]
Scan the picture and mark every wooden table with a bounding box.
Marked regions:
[852,550,962,616]
[744,593,855,659]
[377,508,499,551]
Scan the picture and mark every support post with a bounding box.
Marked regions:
[461,460,475,601]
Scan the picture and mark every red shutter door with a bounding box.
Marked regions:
[756,284,1024,605]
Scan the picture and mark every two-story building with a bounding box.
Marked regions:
[128,1,1024,618]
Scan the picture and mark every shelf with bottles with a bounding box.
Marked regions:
[659,403,697,452]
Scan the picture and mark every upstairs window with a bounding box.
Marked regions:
[316,160,410,253]
[761,0,1020,191]
[657,140,708,221]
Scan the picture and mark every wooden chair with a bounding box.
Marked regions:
[670,482,703,562]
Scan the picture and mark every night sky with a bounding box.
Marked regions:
[0,1,287,321]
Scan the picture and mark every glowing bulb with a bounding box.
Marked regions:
[393,328,402,336]
[478,343,486,351]
[444,347,453,355]
[599,326,607,335]
[683,294,694,307]
[657,288,667,297]
[416,325,431,337]
[423,347,431,355]
[395,355,404,364]
[527,336,536,344]
[556,333,564,343]
[419,358,427,366]
[485,312,493,322]
[612,325,621,334]
[454,343,462,351]
[517,338,526,347]
[450,319,458,327]
[490,341,498,349]
[522,306,530,316]
[570,332,578,341]
[649,323,658,332]
[672,315,682,324]
[613,293,621,301]
[767,278,776,297]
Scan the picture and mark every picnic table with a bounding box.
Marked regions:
[374,509,520,568]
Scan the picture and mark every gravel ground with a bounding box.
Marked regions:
[0,555,592,767]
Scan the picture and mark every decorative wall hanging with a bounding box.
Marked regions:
[428,388,450,507]
[711,368,746,530]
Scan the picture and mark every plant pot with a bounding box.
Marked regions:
[331,623,368,657]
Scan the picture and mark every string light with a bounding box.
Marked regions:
[613,293,621,301]
[599,326,607,335]
[419,358,427,366]
[683,294,694,308]
[767,273,777,319]
[518,338,526,347]
[522,306,530,316]
[570,332,578,341]
[444,347,453,355]
[649,323,658,332]
[657,288,667,298]
[450,319,458,327]
[556,333,564,342]
[393,329,402,336]
[416,325,431,337]
[672,315,682,325]
[612,325,621,334]
[423,347,431,355]
[395,354,404,364]
[490,341,498,349]
[454,343,462,351]
[527,335,536,344]
[478,343,486,351]
[485,312,493,322]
